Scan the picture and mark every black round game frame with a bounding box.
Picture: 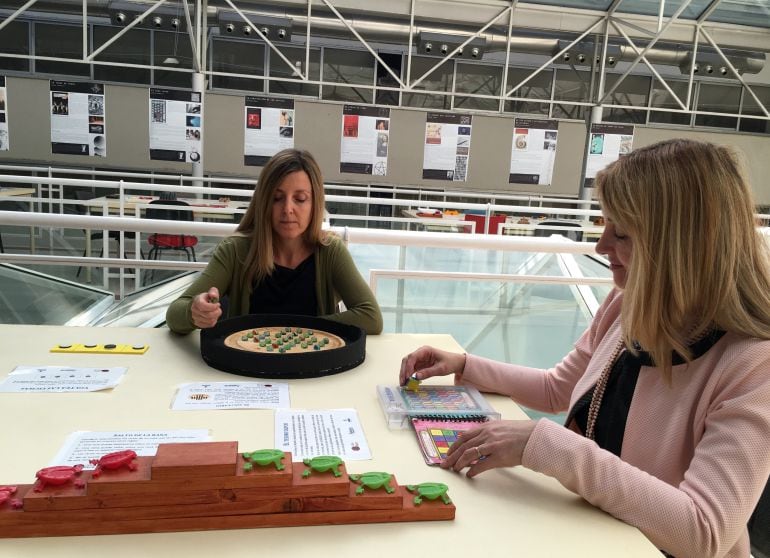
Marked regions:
[200,314,366,379]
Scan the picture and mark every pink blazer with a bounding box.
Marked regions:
[462,289,770,557]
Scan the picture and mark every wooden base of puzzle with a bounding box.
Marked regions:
[0,442,454,538]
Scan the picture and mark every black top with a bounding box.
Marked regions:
[569,330,726,457]
[249,254,318,316]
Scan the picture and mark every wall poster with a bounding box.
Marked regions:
[339,104,390,176]
[422,112,472,181]
[0,76,8,151]
[149,88,202,163]
[244,96,295,166]
[585,123,635,180]
[50,80,106,157]
[509,118,559,185]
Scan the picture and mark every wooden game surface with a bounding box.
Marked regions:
[224,327,345,354]
[200,314,366,379]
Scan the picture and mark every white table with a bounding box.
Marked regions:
[0,325,659,557]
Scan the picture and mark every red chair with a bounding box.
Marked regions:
[145,200,198,262]
[463,213,506,234]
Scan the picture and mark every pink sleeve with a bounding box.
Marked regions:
[522,358,770,558]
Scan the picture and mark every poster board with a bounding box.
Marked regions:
[244,96,294,167]
[0,76,8,151]
[509,118,559,185]
[585,123,634,180]
[422,112,472,182]
[339,104,390,176]
[149,88,202,163]
[50,80,106,157]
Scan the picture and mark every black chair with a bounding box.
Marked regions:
[145,199,199,262]
[534,219,584,242]
[750,477,770,558]
[74,190,142,278]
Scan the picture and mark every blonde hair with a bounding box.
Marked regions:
[236,149,328,285]
[597,138,770,376]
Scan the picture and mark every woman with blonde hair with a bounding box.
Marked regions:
[399,139,770,557]
[167,149,382,335]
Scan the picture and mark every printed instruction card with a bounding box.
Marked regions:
[171,381,289,410]
[274,409,371,461]
[0,365,127,392]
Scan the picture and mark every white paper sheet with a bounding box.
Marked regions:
[50,429,211,468]
[0,365,126,392]
[275,409,371,461]
[171,381,289,410]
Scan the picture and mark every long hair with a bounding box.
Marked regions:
[597,138,770,376]
[236,149,328,285]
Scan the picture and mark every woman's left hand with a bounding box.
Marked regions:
[441,420,536,477]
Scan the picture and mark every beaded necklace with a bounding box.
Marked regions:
[585,339,625,441]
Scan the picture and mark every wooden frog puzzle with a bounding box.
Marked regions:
[0,441,455,537]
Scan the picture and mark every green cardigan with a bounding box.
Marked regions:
[166,235,383,335]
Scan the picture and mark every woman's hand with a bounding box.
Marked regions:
[440,420,536,477]
[399,346,466,386]
[190,287,222,329]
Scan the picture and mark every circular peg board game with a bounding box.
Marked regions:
[200,314,366,379]
[224,326,345,354]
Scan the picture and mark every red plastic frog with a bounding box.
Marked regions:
[89,450,138,478]
[33,465,85,492]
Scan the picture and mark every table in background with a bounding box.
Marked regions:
[401,209,470,232]
[0,325,659,557]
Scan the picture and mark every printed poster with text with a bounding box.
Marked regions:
[422,112,472,181]
[244,96,294,166]
[149,88,202,163]
[340,105,390,176]
[509,118,559,185]
[585,123,634,182]
[0,77,8,151]
[50,80,106,157]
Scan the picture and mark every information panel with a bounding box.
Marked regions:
[50,80,106,157]
[509,118,559,185]
[149,88,202,163]
[244,96,295,167]
[585,123,634,180]
[0,76,8,151]
[422,112,472,182]
[339,104,390,176]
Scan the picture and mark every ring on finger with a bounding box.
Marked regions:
[474,446,483,460]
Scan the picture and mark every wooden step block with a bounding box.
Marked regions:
[89,454,294,496]
[151,442,237,480]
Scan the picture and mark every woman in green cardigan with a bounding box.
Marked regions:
[166,149,383,335]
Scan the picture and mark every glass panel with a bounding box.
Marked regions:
[603,73,650,124]
[322,48,374,103]
[153,29,194,88]
[708,2,770,28]
[649,77,692,125]
[270,45,320,97]
[739,85,770,134]
[211,37,265,92]
[34,22,90,77]
[454,62,502,112]
[504,67,552,116]
[375,52,402,106]
[93,25,151,84]
[614,0,706,19]
[552,68,591,120]
[695,82,740,128]
[403,56,454,110]
[0,263,113,325]
[91,272,197,327]
[0,20,29,72]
